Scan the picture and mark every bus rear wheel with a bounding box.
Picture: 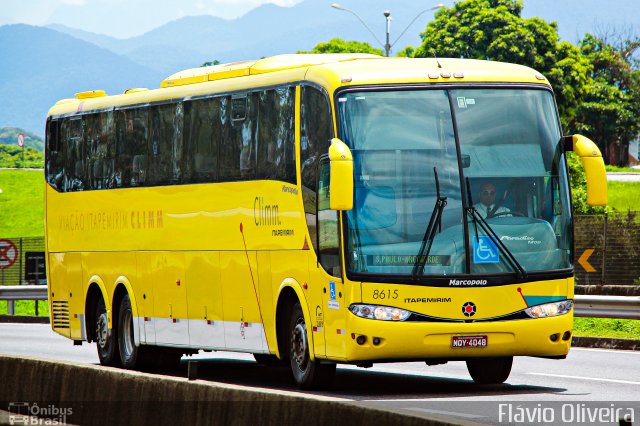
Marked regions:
[288,302,335,389]
[117,294,182,371]
[466,356,513,384]
[117,293,145,369]
[95,297,120,366]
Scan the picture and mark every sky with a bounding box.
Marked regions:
[0,0,303,38]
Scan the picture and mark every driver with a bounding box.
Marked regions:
[474,182,510,218]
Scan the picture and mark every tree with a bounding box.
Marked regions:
[413,0,592,129]
[572,34,640,165]
[300,38,383,56]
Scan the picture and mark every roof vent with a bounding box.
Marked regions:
[74,90,107,100]
[124,88,149,94]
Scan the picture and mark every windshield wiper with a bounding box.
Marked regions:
[412,167,447,277]
[465,177,526,279]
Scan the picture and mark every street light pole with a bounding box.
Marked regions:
[384,10,391,57]
[330,3,385,51]
[331,3,444,57]
[389,4,444,54]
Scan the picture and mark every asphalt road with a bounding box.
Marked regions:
[1,323,639,425]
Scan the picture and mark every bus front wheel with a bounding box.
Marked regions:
[95,297,120,366]
[288,302,335,389]
[466,356,513,384]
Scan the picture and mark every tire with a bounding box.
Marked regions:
[117,293,144,369]
[466,356,513,384]
[288,302,336,389]
[117,294,182,371]
[95,297,120,366]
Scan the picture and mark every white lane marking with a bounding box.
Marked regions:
[571,347,640,355]
[528,372,640,385]
[406,407,486,419]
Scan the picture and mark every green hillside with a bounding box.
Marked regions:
[0,144,44,168]
[0,127,44,151]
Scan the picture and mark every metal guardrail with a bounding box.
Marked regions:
[574,295,640,320]
[0,286,638,319]
[0,285,48,301]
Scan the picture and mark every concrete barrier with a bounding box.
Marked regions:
[0,356,459,426]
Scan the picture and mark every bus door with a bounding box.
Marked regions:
[311,160,346,358]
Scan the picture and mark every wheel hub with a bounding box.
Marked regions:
[291,322,308,369]
[96,313,108,348]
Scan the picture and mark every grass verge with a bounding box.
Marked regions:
[605,165,640,173]
[607,181,640,212]
[573,317,640,340]
[0,169,44,237]
[0,300,49,316]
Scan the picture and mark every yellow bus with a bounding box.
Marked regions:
[45,54,607,388]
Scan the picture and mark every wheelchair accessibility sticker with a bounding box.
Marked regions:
[473,236,499,264]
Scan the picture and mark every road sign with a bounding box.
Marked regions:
[578,248,596,273]
[0,239,18,270]
[17,133,25,148]
[25,251,46,282]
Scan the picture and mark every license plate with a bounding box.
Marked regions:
[451,335,488,348]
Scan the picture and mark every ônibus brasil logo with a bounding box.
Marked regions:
[462,301,477,317]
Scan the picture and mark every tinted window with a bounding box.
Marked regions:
[300,85,333,253]
[257,87,296,183]
[184,98,219,183]
[47,85,298,192]
[45,119,63,190]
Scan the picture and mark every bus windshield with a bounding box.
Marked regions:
[337,87,572,281]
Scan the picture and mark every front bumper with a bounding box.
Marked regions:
[341,312,573,362]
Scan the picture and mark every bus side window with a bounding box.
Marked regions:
[45,119,64,191]
[300,85,334,255]
[184,97,219,184]
[114,110,131,188]
[256,87,296,183]
[219,96,242,181]
[63,118,84,192]
[317,159,341,277]
[128,108,148,187]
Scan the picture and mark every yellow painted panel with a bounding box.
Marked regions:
[185,252,223,322]
[256,252,276,353]
[136,252,188,345]
[270,250,316,354]
[48,253,83,339]
[220,251,261,323]
[361,279,569,320]
[45,181,305,254]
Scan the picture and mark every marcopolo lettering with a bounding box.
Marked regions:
[449,279,488,286]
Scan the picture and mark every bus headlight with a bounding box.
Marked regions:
[349,304,411,321]
[525,300,573,318]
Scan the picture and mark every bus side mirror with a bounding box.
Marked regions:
[328,138,354,211]
[564,134,608,206]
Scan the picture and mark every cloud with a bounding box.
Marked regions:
[60,0,87,5]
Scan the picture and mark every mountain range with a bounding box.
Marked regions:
[0,0,638,137]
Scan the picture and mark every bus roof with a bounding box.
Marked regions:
[47,54,550,117]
